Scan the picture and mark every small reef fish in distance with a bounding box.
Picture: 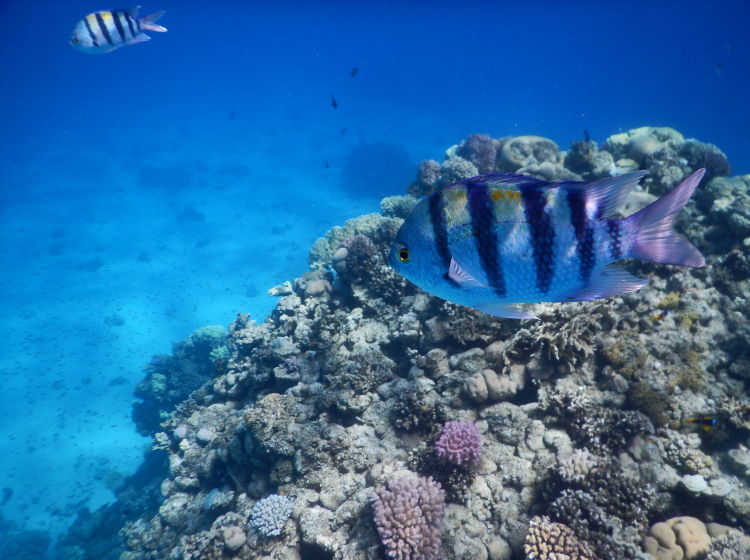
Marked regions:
[331,95,338,109]
[683,416,718,430]
[70,6,167,54]
[389,169,706,319]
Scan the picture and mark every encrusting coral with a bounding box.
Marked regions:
[57,127,750,560]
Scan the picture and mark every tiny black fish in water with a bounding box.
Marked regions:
[324,160,330,169]
[683,416,718,430]
[331,95,338,109]
[583,129,591,143]
[351,66,359,78]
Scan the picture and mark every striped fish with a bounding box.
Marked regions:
[70,6,166,54]
[389,169,705,319]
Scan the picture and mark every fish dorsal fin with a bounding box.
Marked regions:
[448,257,486,289]
[129,5,142,18]
[474,302,539,320]
[442,172,548,192]
[565,171,647,219]
[439,171,647,219]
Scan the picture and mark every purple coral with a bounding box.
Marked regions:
[434,420,482,467]
[456,133,498,174]
[372,473,445,560]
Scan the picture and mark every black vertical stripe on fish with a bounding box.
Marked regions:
[428,192,456,286]
[95,12,114,46]
[522,187,556,293]
[123,12,137,38]
[567,189,596,282]
[467,182,506,296]
[83,17,98,45]
[112,11,127,42]
[607,220,622,260]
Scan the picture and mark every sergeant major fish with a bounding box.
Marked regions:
[389,169,706,319]
[70,6,166,54]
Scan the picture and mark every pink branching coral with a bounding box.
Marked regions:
[372,473,445,560]
[434,420,482,467]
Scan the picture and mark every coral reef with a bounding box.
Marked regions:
[132,325,229,435]
[59,127,750,560]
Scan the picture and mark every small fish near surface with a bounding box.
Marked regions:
[70,6,167,54]
[389,169,706,319]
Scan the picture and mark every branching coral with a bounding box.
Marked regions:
[372,473,445,560]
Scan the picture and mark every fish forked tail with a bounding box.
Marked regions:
[627,168,705,267]
[140,10,167,32]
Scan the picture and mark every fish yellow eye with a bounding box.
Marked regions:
[397,247,410,263]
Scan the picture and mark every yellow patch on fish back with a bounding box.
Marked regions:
[442,188,470,227]
[490,188,522,203]
[100,11,113,19]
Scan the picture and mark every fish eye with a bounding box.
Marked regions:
[397,246,411,263]
[72,37,80,43]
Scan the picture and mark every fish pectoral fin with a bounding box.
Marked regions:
[448,257,486,289]
[564,264,647,301]
[474,302,539,320]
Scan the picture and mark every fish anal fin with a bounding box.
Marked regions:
[474,302,539,320]
[565,264,647,301]
[448,257,486,289]
[131,33,151,44]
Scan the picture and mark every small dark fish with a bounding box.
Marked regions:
[684,416,718,430]
[649,309,669,323]
[714,63,723,75]
[324,160,330,169]
[351,66,359,78]
[331,95,338,109]
[583,129,591,143]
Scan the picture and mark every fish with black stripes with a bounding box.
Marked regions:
[389,168,706,319]
[70,6,166,54]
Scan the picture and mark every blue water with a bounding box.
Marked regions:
[0,0,749,550]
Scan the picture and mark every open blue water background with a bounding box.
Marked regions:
[0,0,748,549]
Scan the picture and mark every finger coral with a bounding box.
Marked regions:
[524,515,596,560]
[434,421,482,467]
[372,473,445,560]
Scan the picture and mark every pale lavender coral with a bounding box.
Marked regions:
[372,473,445,560]
[250,494,293,537]
[434,420,482,467]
